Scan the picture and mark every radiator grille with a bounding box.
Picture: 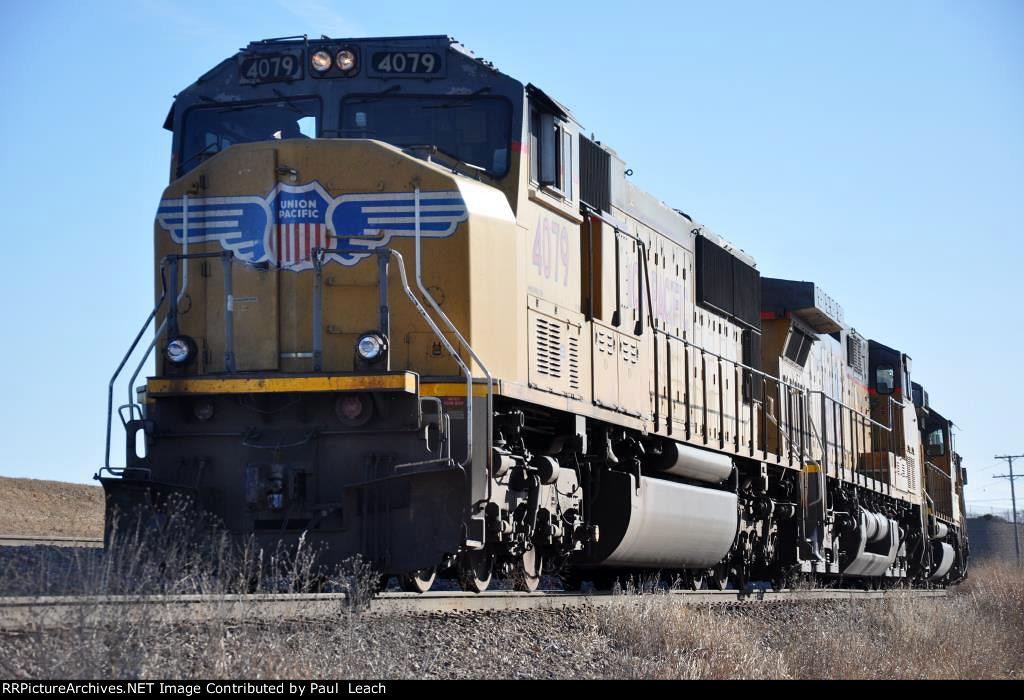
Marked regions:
[847,331,867,379]
[580,136,611,213]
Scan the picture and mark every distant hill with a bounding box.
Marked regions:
[0,475,103,538]
[967,515,1023,563]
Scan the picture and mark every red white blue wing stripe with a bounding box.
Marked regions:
[155,182,467,271]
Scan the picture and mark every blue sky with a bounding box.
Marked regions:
[1,1,1021,514]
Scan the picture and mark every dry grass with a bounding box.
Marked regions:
[0,506,378,599]
[597,564,1024,679]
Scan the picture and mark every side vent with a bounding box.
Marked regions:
[580,136,611,213]
[620,336,640,366]
[904,455,918,493]
[534,316,563,379]
[568,334,580,391]
[528,308,583,399]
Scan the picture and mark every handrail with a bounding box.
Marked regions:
[179,194,189,307]
[664,331,813,466]
[104,239,476,482]
[593,199,903,477]
[925,461,954,521]
[808,390,897,434]
[413,187,493,476]
[102,266,168,475]
[323,243,475,469]
[585,203,811,461]
[126,251,235,412]
[106,251,236,477]
[584,206,807,396]
[126,318,169,412]
[385,247,475,470]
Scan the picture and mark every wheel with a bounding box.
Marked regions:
[770,565,794,591]
[458,551,493,593]
[661,571,685,591]
[560,570,584,591]
[399,567,436,593]
[593,571,620,592]
[513,548,543,592]
[567,570,618,592]
[709,564,730,591]
[688,570,705,590]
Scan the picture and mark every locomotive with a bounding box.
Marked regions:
[99,35,968,592]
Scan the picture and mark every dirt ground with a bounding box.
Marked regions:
[0,476,103,538]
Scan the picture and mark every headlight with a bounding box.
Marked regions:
[336,49,357,72]
[165,337,194,365]
[356,333,387,362]
[311,50,332,72]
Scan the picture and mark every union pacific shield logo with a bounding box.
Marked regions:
[156,182,468,271]
[271,182,331,267]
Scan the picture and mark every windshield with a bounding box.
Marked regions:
[179,98,320,176]
[341,95,512,177]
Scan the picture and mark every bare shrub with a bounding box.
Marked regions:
[0,502,375,598]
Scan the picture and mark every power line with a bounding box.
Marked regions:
[994,454,1024,566]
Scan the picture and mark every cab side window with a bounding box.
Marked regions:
[926,427,946,457]
[529,107,573,199]
[876,364,895,394]
[783,327,814,367]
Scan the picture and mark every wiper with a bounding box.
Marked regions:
[271,88,313,117]
[347,85,402,105]
[217,103,263,114]
[194,93,311,117]
[177,142,220,172]
[421,87,491,110]
[402,144,487,179]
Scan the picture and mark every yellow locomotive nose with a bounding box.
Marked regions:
[152,138,495,379]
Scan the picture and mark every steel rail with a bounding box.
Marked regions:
[0,588,948,631]
[0,535,103,548]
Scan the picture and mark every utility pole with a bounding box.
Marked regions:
[994,454,1024,566]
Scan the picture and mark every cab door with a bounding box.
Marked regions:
[868,340,904,453]
[868,340,923,493]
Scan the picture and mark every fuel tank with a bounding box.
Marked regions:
[842,510,900,577]
[930,542,955,580]
[584,471,738,569]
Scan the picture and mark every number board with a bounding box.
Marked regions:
[238,52,303,85]
[369,51,444,77]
